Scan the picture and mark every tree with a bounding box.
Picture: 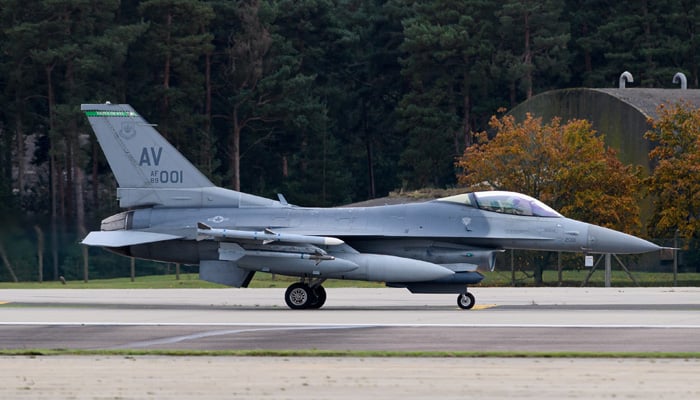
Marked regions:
[671,0,700,87]
[209,0,273,191]
[495,0,570,103]
[645,101,700,239]
[457,113,642,232]
[3,0,145,281]
[592,1,681,87]
[306,0,405,200]
[134,0,215,168]
[228,0,352,205]
[207,0,333,200]
[566,0,613,87]
[395,0,498,189]
[457,113,642,284]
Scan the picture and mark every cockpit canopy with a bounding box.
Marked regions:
[437,191,562,218]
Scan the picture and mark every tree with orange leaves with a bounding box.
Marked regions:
[645,101,700,239]
[456,113,642,234]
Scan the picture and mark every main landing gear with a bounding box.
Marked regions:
[457,291,476,310]
[284,280,477,310]
[284,279,327,310]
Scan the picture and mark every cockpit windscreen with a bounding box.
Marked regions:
[438,191,562,218]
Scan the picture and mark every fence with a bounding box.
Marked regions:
[0,227,696,286]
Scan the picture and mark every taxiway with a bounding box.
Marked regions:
[0,287,699,352]
[1,287,699,399]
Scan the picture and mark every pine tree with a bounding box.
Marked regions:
[495,0,570,103]
[395,0,499,189]
[134,0,215,167]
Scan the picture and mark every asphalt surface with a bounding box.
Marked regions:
[1,287,700,352]
[1,287,699,399]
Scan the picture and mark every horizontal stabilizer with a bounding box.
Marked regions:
[82,231,183,247]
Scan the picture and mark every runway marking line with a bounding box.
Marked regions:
[2,322,700,329]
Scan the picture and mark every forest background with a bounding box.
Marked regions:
[1,0,699,281]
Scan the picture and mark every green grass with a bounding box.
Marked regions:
[486,269,700,287]
[0,270,698,289]
[0,273,384,289]
[0,274,223,289]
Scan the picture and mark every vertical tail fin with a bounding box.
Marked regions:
[82,103,278,208]
[81,103,213,189]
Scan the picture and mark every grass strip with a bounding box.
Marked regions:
[3,271,700,289]
[1,349,699,359]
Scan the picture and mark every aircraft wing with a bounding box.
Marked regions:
[82,231,183,247]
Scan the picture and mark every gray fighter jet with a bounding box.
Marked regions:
[80,103,661,309]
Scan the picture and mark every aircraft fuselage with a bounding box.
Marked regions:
[81,103,661,309]
[112,199,624,268]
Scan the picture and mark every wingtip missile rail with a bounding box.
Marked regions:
[196,222,345,246]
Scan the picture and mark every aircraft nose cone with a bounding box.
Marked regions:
[587,224,661,254]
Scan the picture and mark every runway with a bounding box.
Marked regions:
[2,287,700,399]
[1,287,699,352]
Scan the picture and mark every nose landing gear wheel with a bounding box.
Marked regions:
[457,292,475,310]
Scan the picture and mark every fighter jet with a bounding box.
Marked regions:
[80,103,661,309]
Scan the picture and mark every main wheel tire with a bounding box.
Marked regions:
[307,286,327,309]
[285,283,312,309]
[457,292,476,310]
